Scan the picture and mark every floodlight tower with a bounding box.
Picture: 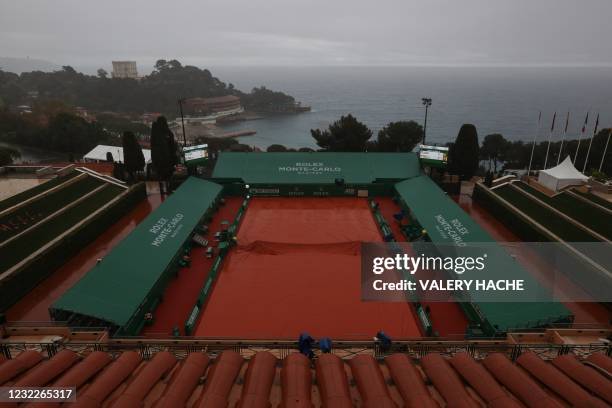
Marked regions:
[422,97,432,145]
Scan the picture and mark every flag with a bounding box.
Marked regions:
[564,111,570,133]
[593,113,599,135]
[550,112,557,132]
[582,112,589,133]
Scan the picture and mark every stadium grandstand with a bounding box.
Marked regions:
[0,151,610,407]
[394,175,571,335]
[45,152,580,339]
[473,179,612,306]
[50,177,223,335]
[0,166,145,311]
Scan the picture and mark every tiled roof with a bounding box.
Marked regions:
[0,349,610,407]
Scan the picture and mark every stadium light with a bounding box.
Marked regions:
[422,97,432,144]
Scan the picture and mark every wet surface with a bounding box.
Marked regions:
[141,196,245,336]
[6,184,162,321]
[376,197,470,338]
[0,178,49,201]
[453,193,610,326]
[194,197,423,339]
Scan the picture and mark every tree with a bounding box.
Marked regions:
[377,120,423,152]
[311,114,372,151]
[0,146,20,165]
[44,113,111,154]
[229,143,253,152]
[448,124,480,179]
[61,66,77,75]
[241,86,296,113]
[267,144,287,152]
[193,136,238,153]
[122,131,145,182]
[97,69,108,79]
[150,116,178,193]
[504,140,529,170]
[0,60,300,117]
[154,59,168,73]
[96,113,149,136]
[480,133,509,172]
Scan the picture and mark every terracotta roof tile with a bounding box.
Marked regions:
[0,350,610,407]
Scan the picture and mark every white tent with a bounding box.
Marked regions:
[538,156,588,191]
[83,144,151,165]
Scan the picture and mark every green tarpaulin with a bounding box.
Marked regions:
[394,176,571,333]
[51,177,222,332]
[212,152,421,184]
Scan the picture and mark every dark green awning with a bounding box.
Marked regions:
[394,176,571,332]
[51,177,222,328]
[212,152,421,184]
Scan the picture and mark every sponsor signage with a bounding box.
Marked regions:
[278,162,342,175]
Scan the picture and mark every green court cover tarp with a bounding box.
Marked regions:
[394,176,571,332]
[212,152,421,184]
[51,177,222,329]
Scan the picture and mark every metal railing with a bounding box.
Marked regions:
[2,338,609,362]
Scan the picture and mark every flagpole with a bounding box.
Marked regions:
[527,111,541,181]
[557,111,569,165]
[583,113,599,173]
[543,112,556,169]
[574,111,589,163]
[600,129,611,173]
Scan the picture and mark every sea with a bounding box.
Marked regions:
[211,66,612,150]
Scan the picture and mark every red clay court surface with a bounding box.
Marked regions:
[376,197,470,338]
[194,197,422,339]
[142,196,245,336]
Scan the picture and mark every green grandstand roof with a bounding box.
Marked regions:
[212,152,421,184]
[51,177,222,328]
[394,176,571,332]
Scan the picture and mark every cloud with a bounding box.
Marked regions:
[1,0,611,68]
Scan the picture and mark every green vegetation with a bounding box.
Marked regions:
[266,144,288,152]
[122,131,145,182]
[0,60,299,116]
[311,114,372,151]
[589,170,609,183]
[475,129,611,176]
[480,133,509,172]
[448,124,480,179]
[376,121,423,152]
[0,146,20,165]
[151,116,179,193]
[0,107,115,156]
[310,116,425,153]
[96,113,150,136]
[513,182,612,240]
[241,87,298,113]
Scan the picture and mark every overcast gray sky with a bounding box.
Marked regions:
[2,0,612,71]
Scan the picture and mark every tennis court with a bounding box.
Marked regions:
[194,197,422,339]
